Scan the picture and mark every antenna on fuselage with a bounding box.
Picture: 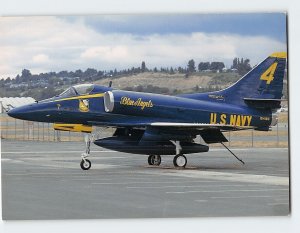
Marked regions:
[108,81,112,88]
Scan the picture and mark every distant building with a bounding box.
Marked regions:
[222,67,228,72]
[0,97,36,113]
[9,83,29,89]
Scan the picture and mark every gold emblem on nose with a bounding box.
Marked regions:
[79,99,89,112]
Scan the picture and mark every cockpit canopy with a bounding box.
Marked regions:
[59,84,94,97]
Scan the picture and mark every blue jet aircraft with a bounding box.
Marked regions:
[8,52,287,170]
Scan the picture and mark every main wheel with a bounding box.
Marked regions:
[173,154,187,168]
[148,155,161,166]
[80,159,91,170]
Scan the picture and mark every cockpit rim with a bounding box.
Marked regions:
[59,84,95,98]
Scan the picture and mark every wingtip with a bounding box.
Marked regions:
[270,52,287,59]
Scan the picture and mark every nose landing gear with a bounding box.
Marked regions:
[80,133,94,170]
[80,158,91,170]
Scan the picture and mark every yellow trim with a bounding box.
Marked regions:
[270,52,287,59]
[54,93,104,102]
[53,123,92,133]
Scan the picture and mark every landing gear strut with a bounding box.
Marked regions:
[80,134,92,170]
[171,140,187,168]
[148,155,161,166]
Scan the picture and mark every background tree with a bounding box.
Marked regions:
[5,77,11,83]
[0,79,5,87]
[21,69,32,82]
[198,62,210,71]
[15,74,21,84]
[74,69,83,78]
[187,59,196,73]
[84,68,98,78]
[141,61,146,72]
[210,62,225,72]
[232,58,238,69]
[231,57,251,75]
[170,67,175,74]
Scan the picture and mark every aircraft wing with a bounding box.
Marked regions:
[88,120,252,131]
[149,122,253,131]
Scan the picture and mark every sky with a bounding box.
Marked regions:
[0,13,287,79]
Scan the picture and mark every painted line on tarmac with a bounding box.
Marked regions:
[1,158,13,161]
[126,184,263,189]
[92,180,221,185]
[210,148,288,152]
[210,195,288,199]
[2,150,117,154]
[268,203,289,206]
[166,188,288,194]
[138,170,289,186]
[194,200,208,203]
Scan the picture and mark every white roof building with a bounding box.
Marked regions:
[0,97,36,113]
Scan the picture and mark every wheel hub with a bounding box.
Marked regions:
[176,156,186,167]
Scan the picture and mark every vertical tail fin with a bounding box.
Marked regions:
[183,52,287,110]
[218,52,287,109]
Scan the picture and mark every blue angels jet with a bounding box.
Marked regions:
[8,52,287,170]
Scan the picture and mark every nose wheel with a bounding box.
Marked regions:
[80,159,91,170]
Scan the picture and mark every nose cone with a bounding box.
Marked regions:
[7,102,59,123]
[7,105,32,120]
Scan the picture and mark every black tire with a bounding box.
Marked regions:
[80,159,91,170]
[148,155,161,166]
[173,154,187,168]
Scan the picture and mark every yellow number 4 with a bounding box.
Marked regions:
[260,62,278,84]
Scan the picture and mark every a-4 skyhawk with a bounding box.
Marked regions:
[8,52,287,170]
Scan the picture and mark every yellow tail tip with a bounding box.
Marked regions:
[270,52,287,59]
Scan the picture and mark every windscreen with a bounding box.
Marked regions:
[73,84,94,95]
[59,87,77,97]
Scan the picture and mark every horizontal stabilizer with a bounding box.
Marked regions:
[243,98,282,109]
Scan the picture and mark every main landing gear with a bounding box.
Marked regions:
[173,154,187,167]
[148,155,161,166]
[147,141,187,168]
[171,140,186,168]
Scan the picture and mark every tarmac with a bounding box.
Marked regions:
[1,140,290,220]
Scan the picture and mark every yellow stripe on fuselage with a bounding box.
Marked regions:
[54,123,93,133]
[54,93,104,102]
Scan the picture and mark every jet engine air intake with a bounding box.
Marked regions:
[104,91,114,112]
